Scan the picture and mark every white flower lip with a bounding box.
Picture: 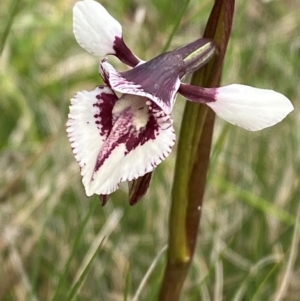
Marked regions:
[73,0,122,56]
[67,87,175,196]
[207,84,294,131]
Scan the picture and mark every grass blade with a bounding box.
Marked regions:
[66,238,105,301]
[0,0,21,55]
[50,198,98,301]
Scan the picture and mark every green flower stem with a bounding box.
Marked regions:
[168,104,208,263]
[158,1,235,300]
[158,103,213,301]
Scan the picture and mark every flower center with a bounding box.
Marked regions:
[112,94,149,130]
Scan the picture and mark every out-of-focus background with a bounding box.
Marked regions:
[0,0,299,300]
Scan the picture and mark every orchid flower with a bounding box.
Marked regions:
[67,0,294,204]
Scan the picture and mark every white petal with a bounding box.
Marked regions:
[67,86,117,196]
[87,96,176,195]
[207,84,294,131]
[73,0,122,56]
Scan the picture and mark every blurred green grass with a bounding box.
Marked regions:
[0,0,299,300]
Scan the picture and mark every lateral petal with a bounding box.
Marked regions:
[73,0,140,66]
[73,0,122,56]
[207,84,294,131]
[66,86,117,195]
[87,95,176,195]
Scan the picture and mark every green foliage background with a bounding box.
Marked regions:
[0,0,299,300]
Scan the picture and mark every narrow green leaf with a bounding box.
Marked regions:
[161,0,191,52]
[123,263,131,301]
[51,198,98,301]
[66,238,105,301]
[0,0,21,55]
[249,263,281,301]
[213,177,298,227]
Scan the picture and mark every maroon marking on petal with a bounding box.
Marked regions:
[92,87,117,136]
[99,60,111,87]
[113,37,140,67]
[94,100,166,174]
[126,111,159,152]
[94,107,132,171]
[67,87,117,163]
[178,83,217,103]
